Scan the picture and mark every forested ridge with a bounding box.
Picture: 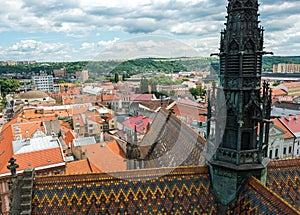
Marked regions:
[1,56,299,78]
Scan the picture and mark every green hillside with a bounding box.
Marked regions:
[0,56,299,79]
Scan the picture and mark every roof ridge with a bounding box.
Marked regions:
[268,158,300,168]
[249,176,300,214]
[34,165,210,182]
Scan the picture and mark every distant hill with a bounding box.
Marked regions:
[0,56,299,79]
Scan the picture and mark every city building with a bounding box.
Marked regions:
[32,75,54,92]
[53,68,67,78]
[269,118,295,159]
[4,1,300,214]
[279,114,300,158]
[273,63,300,73]
[76,70,89,83]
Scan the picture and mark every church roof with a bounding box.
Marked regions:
[266,158,300,212]
[139,109,206,168]
[29,165,300,214]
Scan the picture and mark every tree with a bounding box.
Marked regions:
[138,76,149,93]
[189,85,206,99]
[272,81,280,87]
[0,78,20,97]
[122,72,126,81]
[114,73,119,83]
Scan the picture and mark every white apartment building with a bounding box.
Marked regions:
[32,75,54,92]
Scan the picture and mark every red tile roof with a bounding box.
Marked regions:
[18,122,45,139]
[282,82,300,87]
[130,94,154,101]
[177,98,205,107]
[0,126,14,173]
[279,114,300,133]
[272,118,294,139]
[66,159,93,175]
[81,141,126,173]
[0,147,64,175]
[121,115,152,134]
[272,89,288,96]
[171,102,207,123]
[63,130,76,147]
[102,94,120,101]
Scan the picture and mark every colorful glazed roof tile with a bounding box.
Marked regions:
[30,165,300,214]
[31,166,220,214]
[228,176,299,215]
[266,158,300,211]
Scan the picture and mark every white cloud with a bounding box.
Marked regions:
[98,37,120,49]
[92,36,200,61]
[0,0,299,60]
[80,42,95,50]
[1,40,72,61]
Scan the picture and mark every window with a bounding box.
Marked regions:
[269,150,272,159]
[289,146,292,154]
[283,147,287,155]
[275,149,279,158]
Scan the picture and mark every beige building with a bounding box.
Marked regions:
[273,63,300,73]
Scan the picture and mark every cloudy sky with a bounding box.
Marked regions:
[0,0,299,61]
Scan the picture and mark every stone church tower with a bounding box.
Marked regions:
[207,0,273,205]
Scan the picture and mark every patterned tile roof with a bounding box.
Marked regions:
[266,158,300,211]
[229,176,299,215]
[140,109,206,168]
[31,166,220,214]
[30,165,300,214]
